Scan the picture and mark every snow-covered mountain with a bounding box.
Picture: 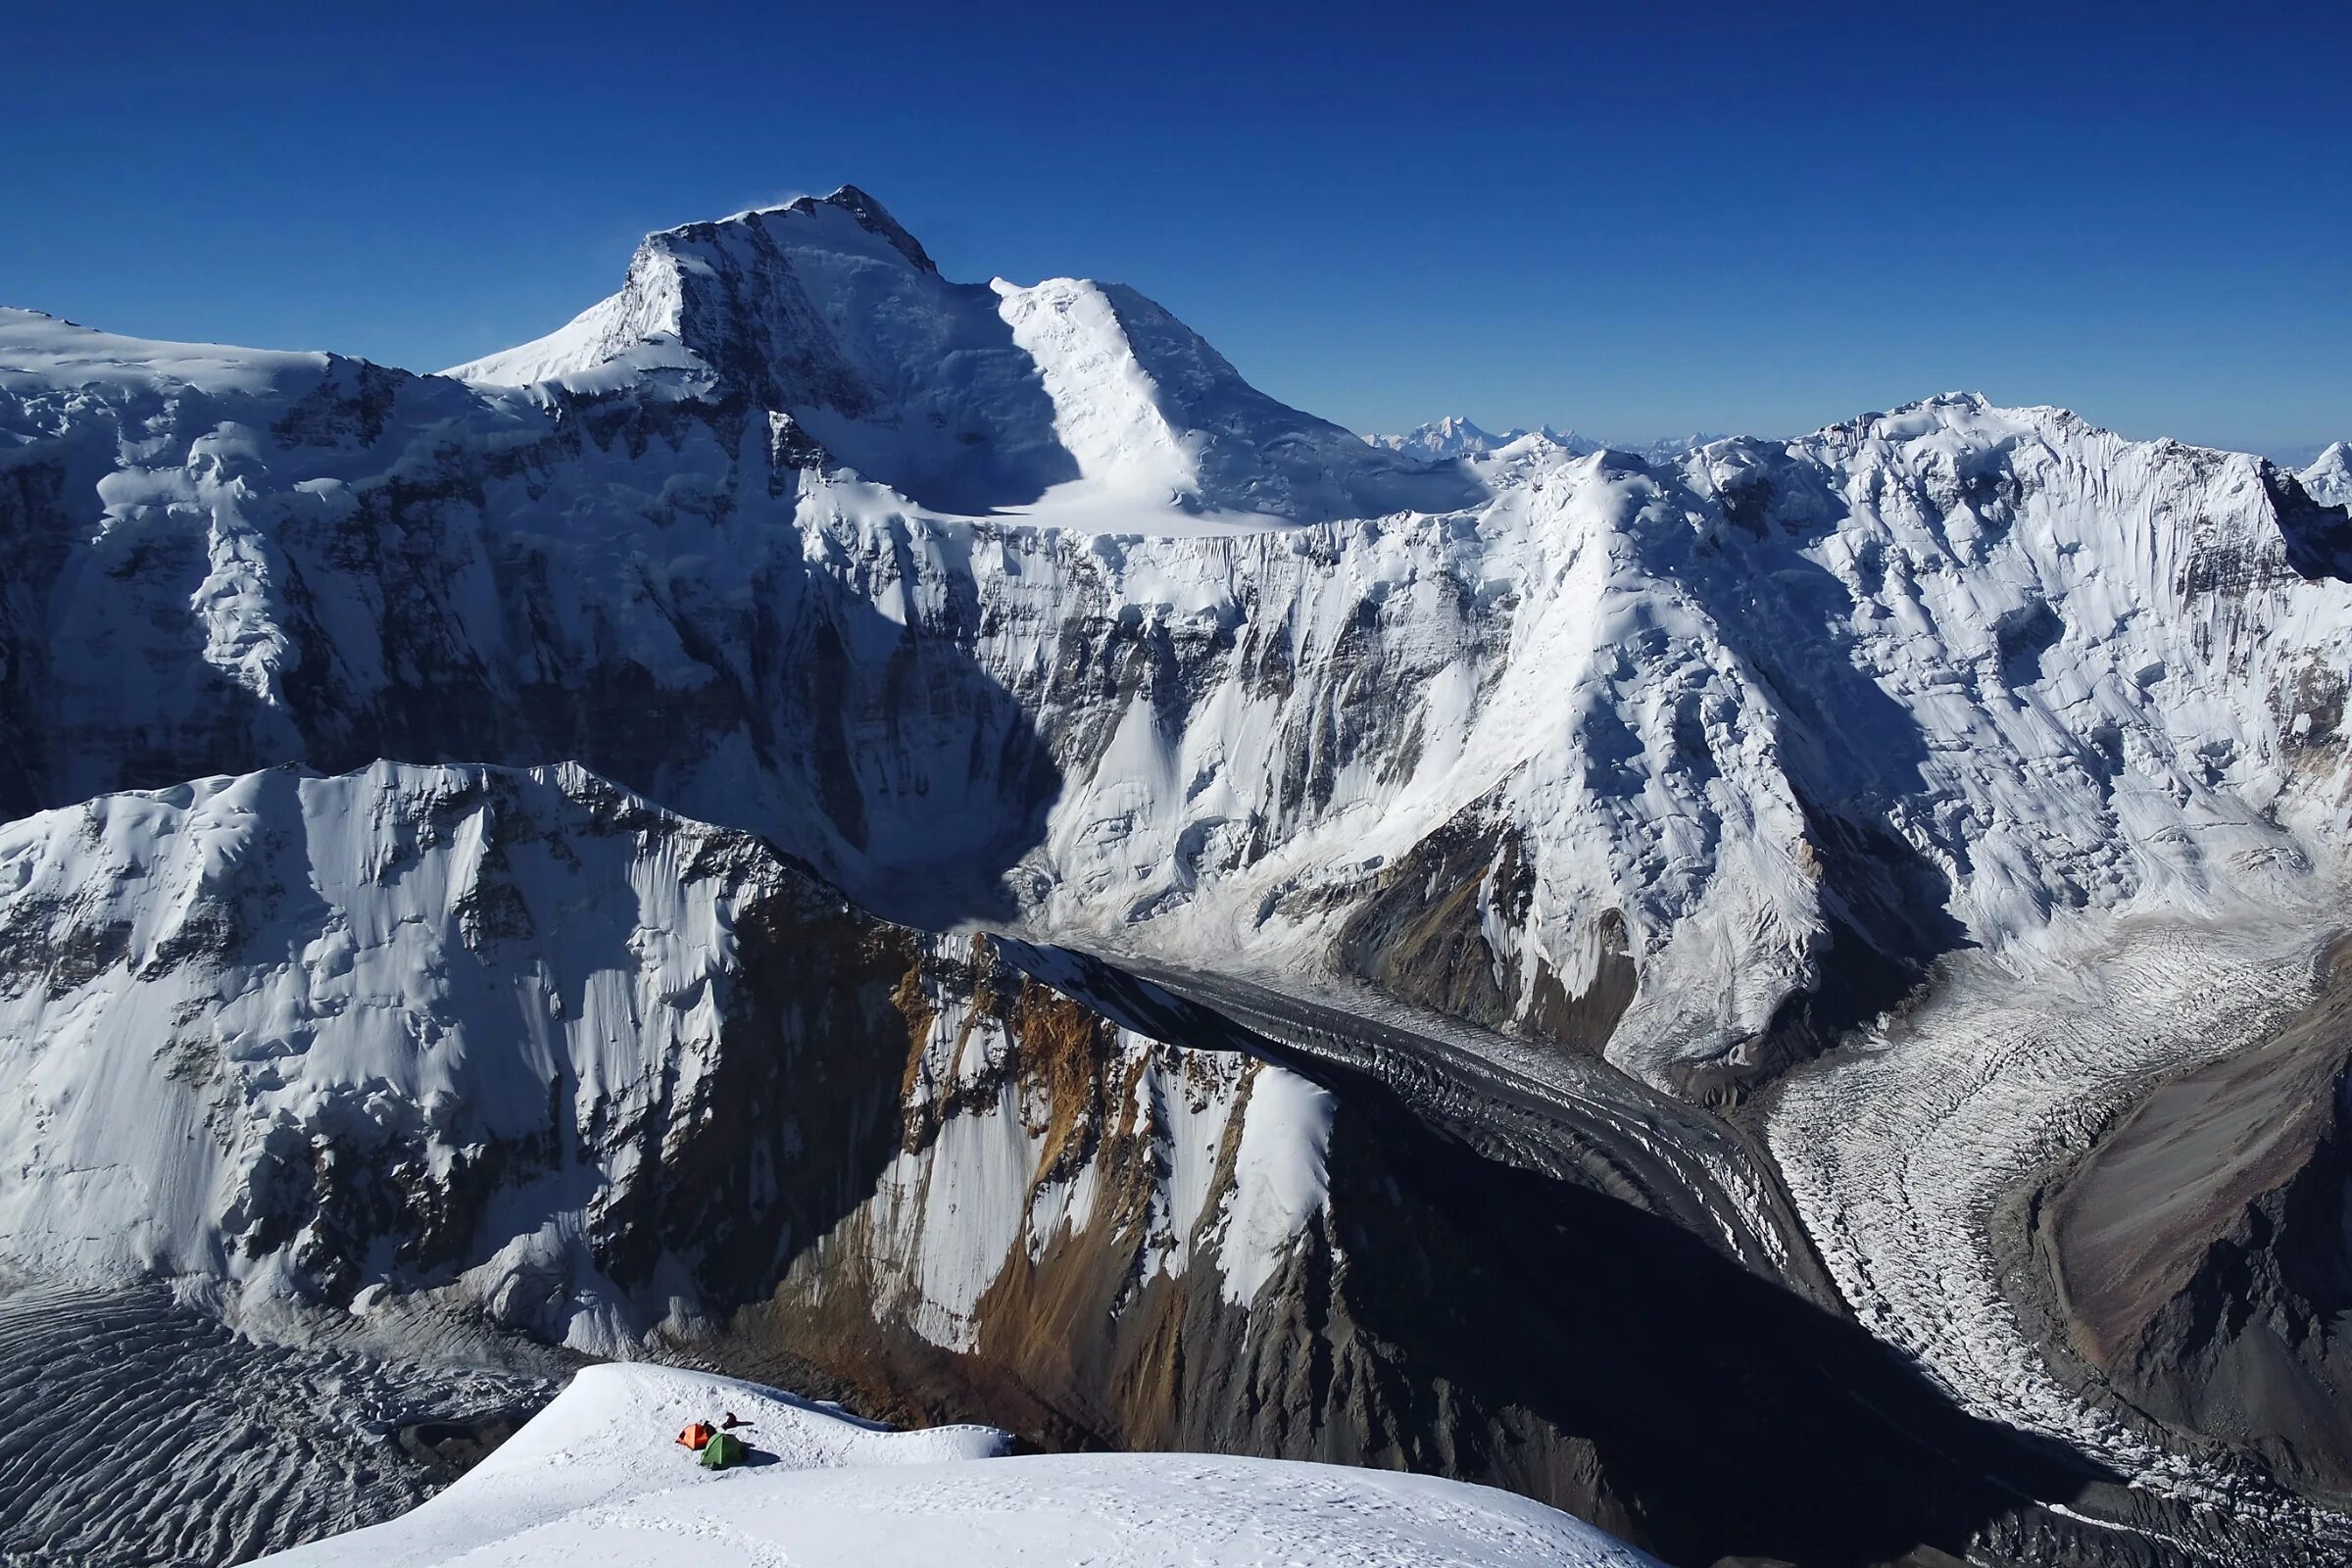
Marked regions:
[1367,416,1719,465]
[443,187,1478,524]
[7,291,2347,1100]
[6,187,2352,1565]
[0,761,1333,1362]
[1367,415,1595,460]
[2304,440,2352,505]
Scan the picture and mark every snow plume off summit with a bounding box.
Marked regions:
[2,186,2352,1568]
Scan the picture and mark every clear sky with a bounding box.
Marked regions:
[5,1,2345,455]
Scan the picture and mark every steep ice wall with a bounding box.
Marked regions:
[994,274,1477,521]
[9,289,2352,1095]
[0,761,1332,1356]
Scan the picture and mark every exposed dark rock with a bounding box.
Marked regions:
[2267,468,2352,584]
[2045,942,2352,1500]
[1338,808,1636,1058]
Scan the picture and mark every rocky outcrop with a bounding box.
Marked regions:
[2046,945,2352,1499]
[1337,808,1636,1056]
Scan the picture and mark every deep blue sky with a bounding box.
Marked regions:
[5,1,2345,453]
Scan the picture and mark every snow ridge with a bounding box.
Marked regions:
[255,1362,1658,1568]
[1368,416,1719,465]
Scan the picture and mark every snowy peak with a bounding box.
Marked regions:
[2303,441,2352,506]
[445,186,1480,521]
[799,182,938,272]
[443,188,1045,491]
[444,184,1079,513]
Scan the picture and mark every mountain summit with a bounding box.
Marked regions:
[447,186,1480,522]
[2303,440,2352,505]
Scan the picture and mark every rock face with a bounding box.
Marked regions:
[0,760,1336,1360]
[2046,944,2352,1498]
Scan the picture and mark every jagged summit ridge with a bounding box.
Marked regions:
[444,185,1478,522]
[1371,414,1722,466]
[1369,415,1598,460]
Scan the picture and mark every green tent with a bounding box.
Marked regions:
[699,1429,749,1470]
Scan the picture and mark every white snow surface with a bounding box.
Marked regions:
[0,761,791,1342]
[256,1362,1008,1568]
[0,307,336,398]
[257,1362,1655,1568]
[2303,440,2352,506]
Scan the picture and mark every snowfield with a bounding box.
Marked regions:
[256,1363,1659,1568]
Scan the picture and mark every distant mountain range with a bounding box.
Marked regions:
[1365,414,1722,463]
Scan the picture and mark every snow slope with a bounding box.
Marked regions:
[2303,440,2352,505]
[257,1363,1656,1568]
[0,761,794,1329]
